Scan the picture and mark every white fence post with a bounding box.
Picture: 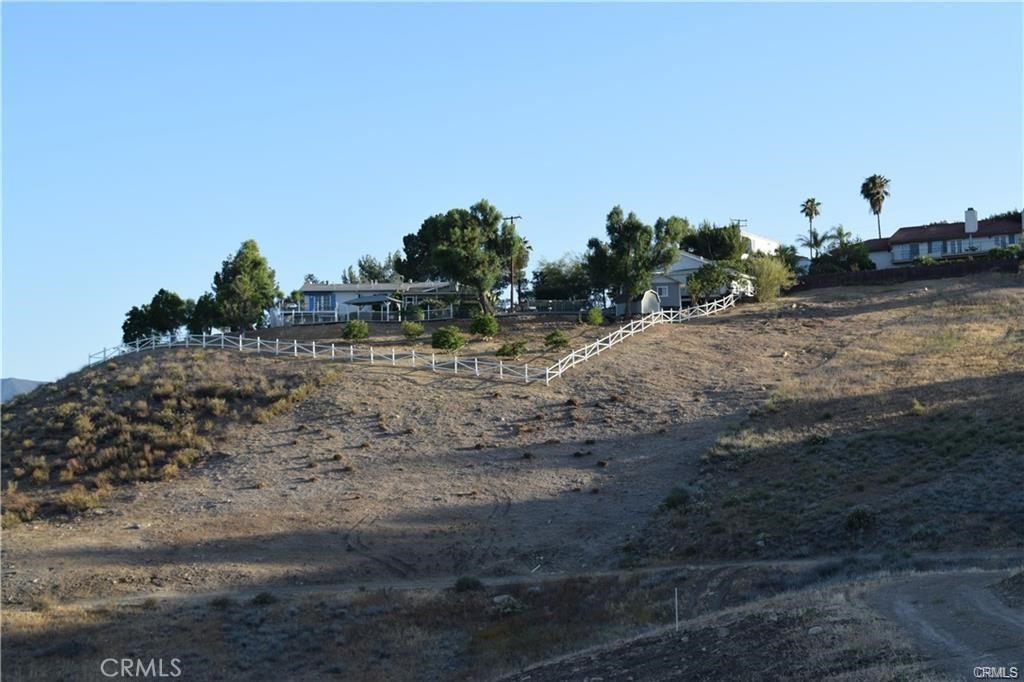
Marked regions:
[312,341,317,358]
[370,347,374,364]
[221,335,225,349]
[256,337,260,353]
[202,332,207,348]
[331,343,335,359]
[239,336,243,351]
[431,353,436,371]
[391,348,396,366]
[411,350,416,367]
[524,363,528,383]
[293,340,297,357]
[499,360,503,378]
[276,339,280,356]
[185,335,189,348]
[474,358,479,376]
[350,345,354,362]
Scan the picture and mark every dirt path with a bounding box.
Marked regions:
[865,570,1024,680]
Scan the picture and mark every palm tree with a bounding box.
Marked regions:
[797,227,829,259]
[799,198,822,259]
[828,224,854,250]
[860,174,891,239]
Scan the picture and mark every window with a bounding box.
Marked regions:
[995,234,1018,247]
[655,285,669,299]
[307,293,334,311]
[948,239,963,255]
[894,243,920,261]
[929,240,946,255]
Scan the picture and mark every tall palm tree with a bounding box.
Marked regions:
[860,174,891,239]
[797,227,829,259]
[799,198,822,259]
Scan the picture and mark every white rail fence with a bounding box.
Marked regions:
[543,293,738,384]
[86,295,737,385]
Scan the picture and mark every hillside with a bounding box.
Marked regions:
[2,377,46,404]
[2,273,1022,681]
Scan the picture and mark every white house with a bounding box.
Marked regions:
[742,230,781,256]
[867,209,1021,270]
[651,251,716,308]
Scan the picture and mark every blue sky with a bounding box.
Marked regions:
[3,2,1022,382]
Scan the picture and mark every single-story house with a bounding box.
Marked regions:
[743,230,781,256]
[869,209,1021,269]
[298,280,460,316]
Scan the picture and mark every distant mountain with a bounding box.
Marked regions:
[2,378,47,403]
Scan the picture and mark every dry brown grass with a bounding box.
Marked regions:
[1,349,339,517]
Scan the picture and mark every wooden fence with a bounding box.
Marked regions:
[87,295,738,385]
[792,257,1020,291]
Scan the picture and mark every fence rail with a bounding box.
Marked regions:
[87,295,738,385]
[542,294,737,384]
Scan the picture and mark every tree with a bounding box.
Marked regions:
[532,255,590,300]
[860,174,891,239]
[122,305,154,343]
[212,239,282,332]
[681,221,750,261]
[341,266,360,284]
[746,255,797,302]
[355,254,398,283]
[494,220,530,310]
[303,273,322,285]
[827,224,855,250]
[585,206,685,305]
[187,292,222,335]
[395,222,445,282]
[774,245,803,273]
[797,227,829,259]
[799,198,822,259]
[687,262,731,302]
[810,241,875,274]
[147,289,188,337]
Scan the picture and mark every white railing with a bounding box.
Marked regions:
[542,294,737,385]
[86,294,737,386]
[86,333,539,383]
[280,304,455,326]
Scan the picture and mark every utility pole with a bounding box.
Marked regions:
[502,216,523,312]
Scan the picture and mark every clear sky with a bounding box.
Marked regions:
[3,2,1022,382]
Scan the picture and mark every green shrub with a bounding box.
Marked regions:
[342,320,370,340]
[495,341,527,358]
[912,256,939,266]
[661,486,691,511]
[746,255,797,302]
[432,326,465,352]
[544,330,571,350]
[401,321,424,340]
[404,304,425,321]
[845,506,876,534]
[585,307,604,326]
[469,313,499,338]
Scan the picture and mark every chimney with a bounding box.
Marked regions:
[965,207,978,234]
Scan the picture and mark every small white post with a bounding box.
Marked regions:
[221,335,225,349]
[256,337,260,353]
[185,335,189,348]
[499,360,503,378]
[431,353,436,371]
[202,332,207,348]
[331,343,335,359]
[474,357,479,376]
[312,341,317,358]
[675,588,679,631]
[276,339,280,356]
[102,347,108,361]
[350,345,354,362]
[524,363,529,383]
[370,347,374,364]
[293,340,298,357]
[411,350,416,367]
[391,348,396,366]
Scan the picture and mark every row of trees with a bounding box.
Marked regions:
[122,240,280,342]
[799,174,891,259]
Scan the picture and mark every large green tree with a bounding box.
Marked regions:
[532,255,590,301]
[860,174,891,239]
[585,206,686,305]
[681,221,750,261]
[186,292,222,335]
[797,227,829,259]
[147,288,188,336]
[799,198,821,259]
[212,239,282,332]
[122,305,154,343]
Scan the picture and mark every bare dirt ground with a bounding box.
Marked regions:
[3,272,1022,680]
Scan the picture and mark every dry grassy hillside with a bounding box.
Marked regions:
[2,273,1022,681]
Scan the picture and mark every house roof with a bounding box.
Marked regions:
[664,251,714,273]
[343,294,402,306]
[888,217,1022,245]
[300,280,453,294]
[862,238,890,252]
